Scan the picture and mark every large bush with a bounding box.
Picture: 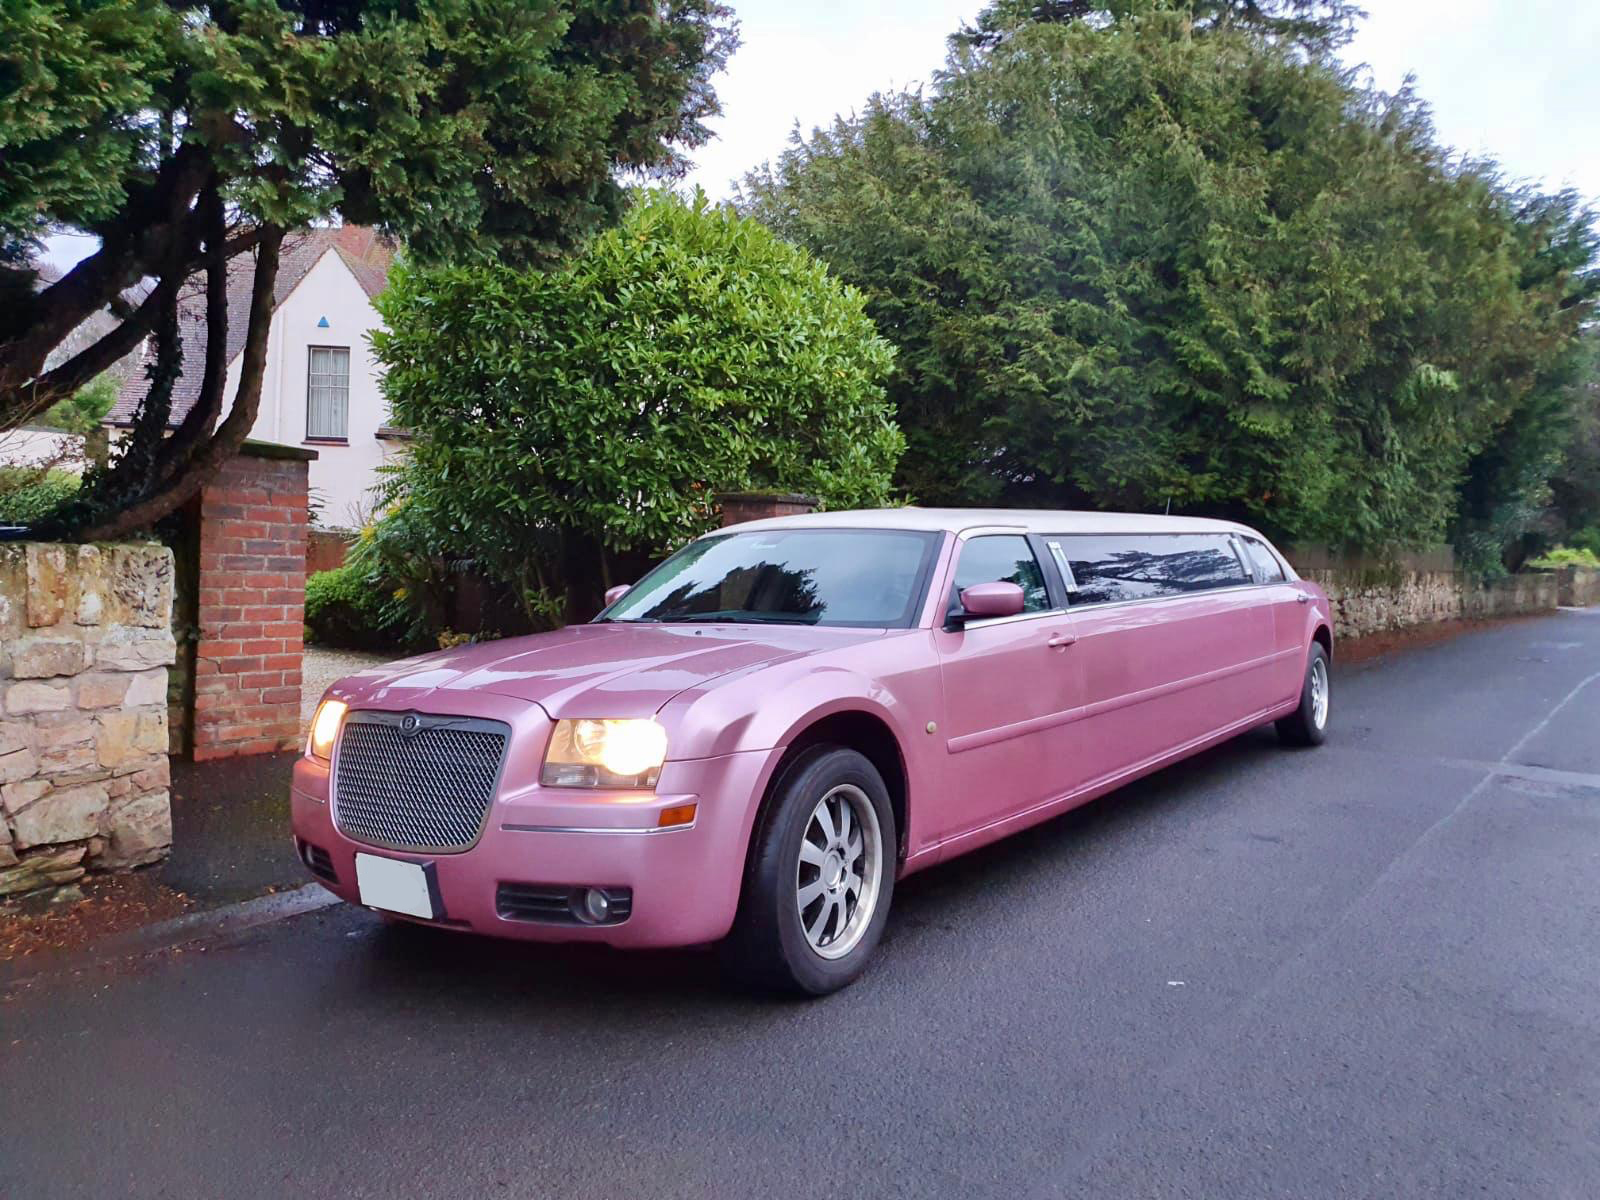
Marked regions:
[373,189,903,624]
[738,1,1598,565]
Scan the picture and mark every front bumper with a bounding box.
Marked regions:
[290,745,774,949]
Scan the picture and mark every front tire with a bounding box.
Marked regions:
[723,746,896,996]
[1277,642,1331,747]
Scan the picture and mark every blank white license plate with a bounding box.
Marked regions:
[354,853,436,920]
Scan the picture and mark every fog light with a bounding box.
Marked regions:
[579,888,611,924]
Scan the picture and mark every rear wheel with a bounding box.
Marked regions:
[723,746,896,996]
[1277,642,1330,747]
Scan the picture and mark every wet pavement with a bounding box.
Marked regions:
[159,752,303,904]
[1,752,304,962]
[4,610,1600,1198]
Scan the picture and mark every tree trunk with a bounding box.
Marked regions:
[150,182,230,484]
[77,225,285,541]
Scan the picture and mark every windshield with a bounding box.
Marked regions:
[600,528,941,628]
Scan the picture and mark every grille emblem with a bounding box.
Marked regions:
[400,713,421,736]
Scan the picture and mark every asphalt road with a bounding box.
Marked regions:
[5,610,1600,1199]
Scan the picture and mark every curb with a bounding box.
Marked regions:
[0,882,341,991]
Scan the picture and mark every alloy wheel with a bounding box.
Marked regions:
[796,783,883,960]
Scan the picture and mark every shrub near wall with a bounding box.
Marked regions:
[1,543,175,895]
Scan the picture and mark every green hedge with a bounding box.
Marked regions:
[304,564,408,651]
[0,469,81,525]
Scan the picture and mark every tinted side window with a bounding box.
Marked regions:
[1057,534,1250,606]
[1243,537,1286,583]
[949,535,1049,616]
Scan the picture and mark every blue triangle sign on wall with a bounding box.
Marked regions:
[317,316,330,328]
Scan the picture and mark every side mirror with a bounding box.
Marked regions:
[956,581,1025,623]
[603,583,632,607]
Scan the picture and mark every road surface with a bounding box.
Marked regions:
[4,609,1600,1198]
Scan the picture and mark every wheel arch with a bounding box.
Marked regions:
[738,706,913,913]
[1313,623,1333,662]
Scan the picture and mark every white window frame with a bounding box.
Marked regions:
[306,345,350,440]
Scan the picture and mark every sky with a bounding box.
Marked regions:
[42,1,1600,271]
[684,0,1600,202]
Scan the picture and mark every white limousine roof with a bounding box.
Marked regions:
[726,507,1264,538]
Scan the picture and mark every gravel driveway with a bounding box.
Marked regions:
[300,645,395,722]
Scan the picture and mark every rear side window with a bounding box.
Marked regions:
[948,535,1049,617]
[1242,537,1286,583]
[1053,534,1250,606]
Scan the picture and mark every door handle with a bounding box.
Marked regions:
[1296,592,1311,604]
[1047,632,1077,648]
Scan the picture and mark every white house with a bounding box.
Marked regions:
[108,227,405,527]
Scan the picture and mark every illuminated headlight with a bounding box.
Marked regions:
[307,698,348,761]
[541,719,668,789]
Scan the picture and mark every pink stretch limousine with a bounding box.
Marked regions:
[293,509,1332,993]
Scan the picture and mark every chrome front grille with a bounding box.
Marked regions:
[332,712,510,853]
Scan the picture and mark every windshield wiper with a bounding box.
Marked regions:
[664,611,820,625]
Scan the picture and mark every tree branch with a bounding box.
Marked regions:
[18,222,269,416]
[77,225,284,540]
[30,287,164,404]
[152,179,229,483]
[0,144,211,420]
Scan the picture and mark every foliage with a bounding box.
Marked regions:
[1526,546,1600,570]
[1573,528,1600,559]
[373,189,903,625]
[953,0,1362,52]
[1546,333,1600,549]
[304,563,405,651]
[1,0,737,536]
[738,0,1599,564]
[35,373,117,434]
[342,498,457,647]
[0,468,80,523]
[1,0,736,271]
[303,499,456,650]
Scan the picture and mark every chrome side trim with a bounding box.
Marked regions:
[1060,581,1280,614]
[957,606,1068,631]
[1045,540,1080,595]
[500,822,696,835]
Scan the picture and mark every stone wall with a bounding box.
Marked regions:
[1291,546,1560,640]
[1555,567,1600,609]
[192,446,311,760]
[0,542,175,896]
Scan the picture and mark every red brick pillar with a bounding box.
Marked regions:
[716,492,819,527]
[191,442,316,760]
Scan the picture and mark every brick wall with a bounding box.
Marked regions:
[306,528,355,575]
[717,491,818,527]
[192,446,313,760]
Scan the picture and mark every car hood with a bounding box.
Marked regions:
[328,622,890,719]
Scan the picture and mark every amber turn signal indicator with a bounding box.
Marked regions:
[657,803,697,829]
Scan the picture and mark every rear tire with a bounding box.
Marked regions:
[723,746,896,996]
[1277,642,1331,747]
